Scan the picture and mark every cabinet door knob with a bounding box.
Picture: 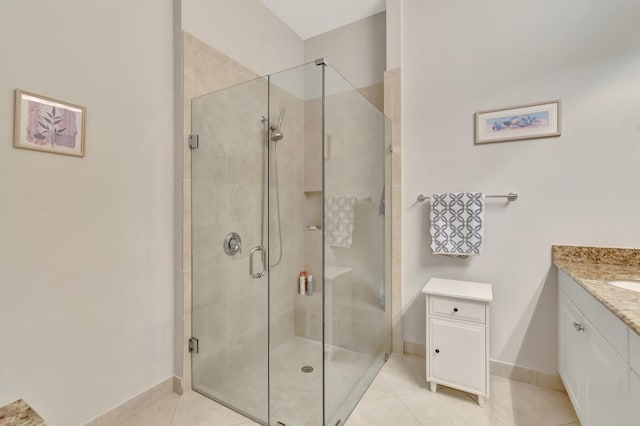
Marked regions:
[573,321,585,332]
[453,308,458,312]
[435,349,440,353]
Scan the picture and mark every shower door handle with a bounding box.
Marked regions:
[249,245,267,278]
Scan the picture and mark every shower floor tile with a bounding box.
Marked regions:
[195,336,376,425]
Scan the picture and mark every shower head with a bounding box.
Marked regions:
[270,107,286,142]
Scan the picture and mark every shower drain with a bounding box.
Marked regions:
[301,366,314,373]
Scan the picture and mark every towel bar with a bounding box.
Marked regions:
[416,192,518,203]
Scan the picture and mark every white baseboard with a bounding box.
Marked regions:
[489,360,565,392]
[84,376,179,425]
[402,340,426,357]
[402,340,565,393]
[173,376,184,395]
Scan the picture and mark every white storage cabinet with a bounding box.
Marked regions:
[422,278,493,407]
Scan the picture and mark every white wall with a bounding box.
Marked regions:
[0,1,175,424]
[385,0,401,70]
[173,0,185,382]
[182,0,304,76]
[402,0,640,373]
[304,12,386,88]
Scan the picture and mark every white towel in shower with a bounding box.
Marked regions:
[326,196,356,247]
[429,192,485,256]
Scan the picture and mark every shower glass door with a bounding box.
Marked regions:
[191,76,270,423]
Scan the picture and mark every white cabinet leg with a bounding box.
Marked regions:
[477,395,485,407]
[429,381,437,393]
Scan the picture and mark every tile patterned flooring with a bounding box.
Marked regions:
[118,354,579,426]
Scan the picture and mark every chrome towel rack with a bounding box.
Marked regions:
[416,192,518,203]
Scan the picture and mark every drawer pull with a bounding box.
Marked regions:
[573,321,585,332]
[435,349,440,353]
[430,296,485,323]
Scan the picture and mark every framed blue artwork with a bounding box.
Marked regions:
[475,100,561,144]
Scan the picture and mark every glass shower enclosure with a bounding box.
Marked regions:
[191,60,392,425]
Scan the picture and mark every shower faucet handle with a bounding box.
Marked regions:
[223,232,242,256]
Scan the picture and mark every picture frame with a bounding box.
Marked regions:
[475,100,561,144]
[14,89,86,157]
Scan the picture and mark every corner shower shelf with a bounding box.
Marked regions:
[325,266,352,281]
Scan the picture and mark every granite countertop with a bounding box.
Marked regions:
[0,399,45,425]
[553,245,640,336]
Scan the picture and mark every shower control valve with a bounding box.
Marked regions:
[223,232,242,256]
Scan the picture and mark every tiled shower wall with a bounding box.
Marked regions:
[183,32,305,392]
[384,68,402,354]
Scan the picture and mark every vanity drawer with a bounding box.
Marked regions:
[430,295,486,324]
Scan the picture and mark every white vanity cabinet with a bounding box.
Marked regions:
[630,329,640,424]
[558,292,584,412]
[582,315,629,426]
[558,270,636,426]
[631,371,640,424]
[422,278,493,407]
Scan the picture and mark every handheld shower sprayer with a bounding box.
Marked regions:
[257,106,286,269]
[270,107,286,142]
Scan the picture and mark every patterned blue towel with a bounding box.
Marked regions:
[429,192,485,256]
[326,196,356,247]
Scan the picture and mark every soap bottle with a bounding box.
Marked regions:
[307,275,314,296]
[299,271,307,295]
